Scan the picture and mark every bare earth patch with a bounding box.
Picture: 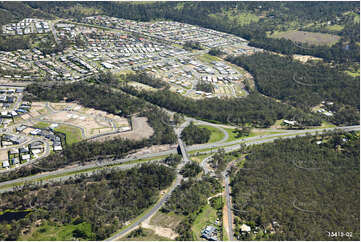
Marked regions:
[0,150,8,161]
[142,216,178,240]
[93,117,154,142]
[130,144,176,157]
[293,54,323,63]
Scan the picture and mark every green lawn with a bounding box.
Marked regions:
[122,228,170,241]
[20,221,95,241]
[325,24,344,32]
[54,125,82,145]
[191,204,218,240]
[196,124,225,143]
[224,128,253,142]
[224,127,285,142]
[191,154,211,163]
[197,53,221,63]
[34,121,50,129]
[345,70,360,77]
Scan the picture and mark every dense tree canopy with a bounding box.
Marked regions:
[230,131,360,240]
[0,164,176,240]
[227,52,360,125]
[181,122,211,145]
[162,176,222,240]
[121,84,323,128]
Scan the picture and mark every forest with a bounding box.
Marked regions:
[162,176,222,240]
[25,82,146,117]
[227,52,360,125]
[122,72,170,89]
[0,164,175,240]
[180,161,203,178]
[181,122,211,145]
[230,131,360,240]
[120,84,323,128]
[227,52,360,110]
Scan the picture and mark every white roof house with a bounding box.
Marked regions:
[21,154,31,160]
[240,224,251,232]
[2,160,10,168]
[283,120,297,125]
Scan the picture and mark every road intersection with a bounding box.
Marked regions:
[0,118,358,240]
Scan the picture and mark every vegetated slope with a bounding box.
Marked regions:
[230,131,360,240]
[0,164,176,240]
[121,84,322,128]
[25,82,145,116]
[0,2,52,26]
[228,53,360,125]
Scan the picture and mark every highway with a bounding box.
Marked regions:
[0,125,358,190]
[0,123,358,241]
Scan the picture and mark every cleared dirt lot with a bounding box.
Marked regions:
[91,117,154,142]
[271,30,340,46]
[0,150,8,162]
[293,54,323,63]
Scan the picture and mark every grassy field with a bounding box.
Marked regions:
[224,127,284,142]
[196,124,225,143]
[224,127,253,142]
[197,53,221,63]
[191,154,211,163]
[54,125,82,145]
[122,228,170,241]
[345,64,360,77]
[325,24,344,32]
[34,121,50,129]
[20,221,94,241]
[270,30,340,46]
[191,204,218,240]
